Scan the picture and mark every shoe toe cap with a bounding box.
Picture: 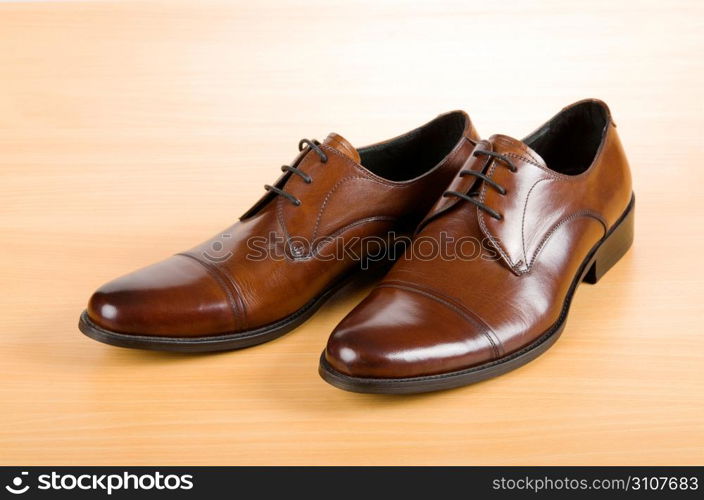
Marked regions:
[325,285,497,379]
[86,254,240,337]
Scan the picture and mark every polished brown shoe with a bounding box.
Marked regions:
[79,111,479,351]
[320,99,634,393]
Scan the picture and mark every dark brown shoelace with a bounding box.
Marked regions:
[264,139,328,206]
[443,149,517,220]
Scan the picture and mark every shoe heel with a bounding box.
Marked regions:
[583,198,634,284]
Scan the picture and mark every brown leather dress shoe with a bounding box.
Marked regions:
[79,111,479,351]
[320,99,634,393]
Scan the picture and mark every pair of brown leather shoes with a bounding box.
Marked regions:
[80,99,634,394]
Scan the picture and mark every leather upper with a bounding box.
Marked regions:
[87,111,479,337]
[325,99,633,378]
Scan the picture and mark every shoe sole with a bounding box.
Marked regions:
[79,261,389,353]
[318,195,635,394]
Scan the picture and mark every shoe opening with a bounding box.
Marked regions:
[524,101,609,176]
[358,111,467,182]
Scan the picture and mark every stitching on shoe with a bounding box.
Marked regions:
[525,211,607,271]
[311,176,382,241]
[501,151,590,182]
[319,145,399,186]
[476,160,520,273]
[297,216,398,261]
[276,196,291,245]
[378,280,504,359]
[521,177,555,268]
[502,151,544,168]
[279,215,398,261]
[493,137,544,167]
[176,252,247,331]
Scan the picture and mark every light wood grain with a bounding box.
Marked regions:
[1,0,702,465]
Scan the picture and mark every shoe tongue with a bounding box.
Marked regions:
[322,133,361,164]
[486,134,547,169]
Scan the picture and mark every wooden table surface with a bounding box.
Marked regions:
[1,0,702,465]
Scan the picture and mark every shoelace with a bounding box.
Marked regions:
[264,139,328,206]
[443,149,517,220]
